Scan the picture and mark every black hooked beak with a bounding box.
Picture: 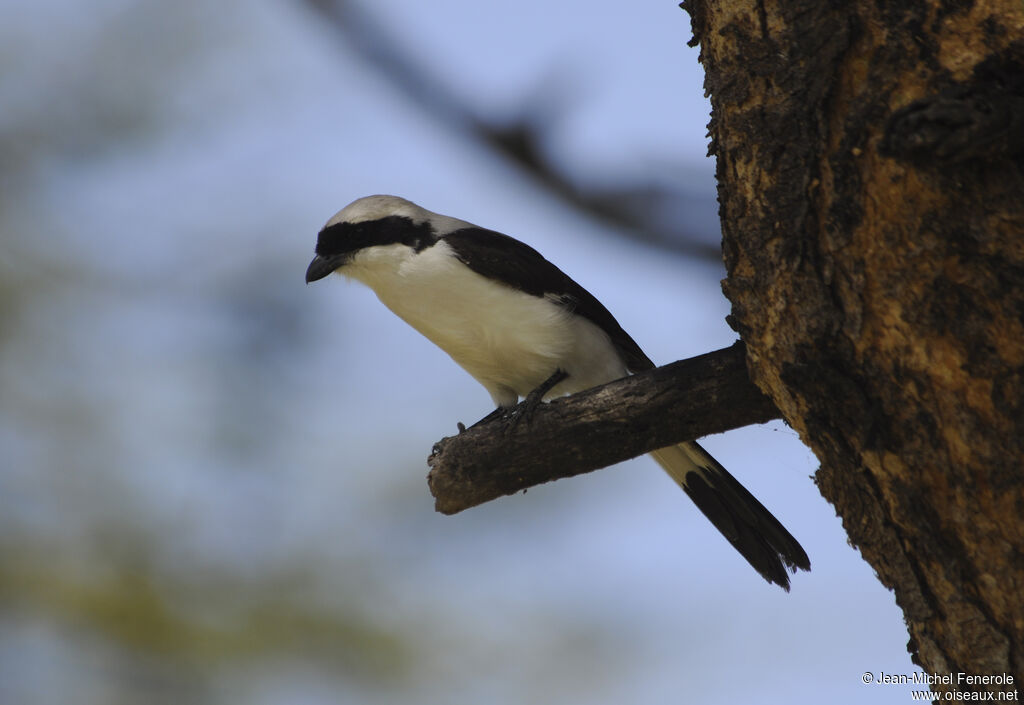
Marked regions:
[305,254,346,283]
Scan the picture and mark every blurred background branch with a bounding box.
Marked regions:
[303,0,724,261]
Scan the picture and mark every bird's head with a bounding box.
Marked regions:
[305,195,470,283]
[305,195,430,283]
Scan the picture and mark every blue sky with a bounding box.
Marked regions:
[0,1,918,703]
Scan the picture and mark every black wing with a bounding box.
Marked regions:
[442,227,654,373]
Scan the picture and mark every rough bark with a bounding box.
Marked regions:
[684,0,1024,692]
[428,342,779,514]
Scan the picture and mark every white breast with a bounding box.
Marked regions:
[341,241,628,407]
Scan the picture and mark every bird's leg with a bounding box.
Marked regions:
[467,369,568,432]
[504,368,568,433]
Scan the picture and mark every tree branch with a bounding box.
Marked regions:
[427,341,780,514]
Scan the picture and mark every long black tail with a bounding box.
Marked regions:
[650,441,810,590]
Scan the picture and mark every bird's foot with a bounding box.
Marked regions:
[503,368,569,435]
[466,369,569,435]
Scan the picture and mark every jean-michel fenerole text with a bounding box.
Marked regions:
[875,672,1016,688]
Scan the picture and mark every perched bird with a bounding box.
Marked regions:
[306,195,810,589]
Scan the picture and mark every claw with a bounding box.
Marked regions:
[469,406,506,429]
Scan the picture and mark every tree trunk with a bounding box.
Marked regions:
[683,0,1024,693]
